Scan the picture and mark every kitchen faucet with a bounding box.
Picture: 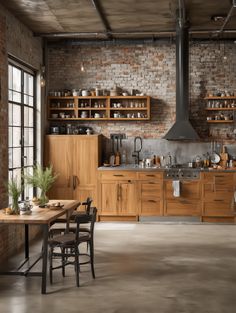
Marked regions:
[132,136,142,165]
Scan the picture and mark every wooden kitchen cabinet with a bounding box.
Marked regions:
[137,172,163,216]
[201,172,235,222]
[44,135,102,205]
[98,171,137,221]
[164,180,201,216]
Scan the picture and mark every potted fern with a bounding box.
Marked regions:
[7,179,22,214]
[25,164,58,206]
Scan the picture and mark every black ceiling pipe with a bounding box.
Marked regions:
[163,8,200,141]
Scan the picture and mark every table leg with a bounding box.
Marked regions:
[25,225,29,259]
[41,224,49,294]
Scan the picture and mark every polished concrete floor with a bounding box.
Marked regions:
[0,222,236,313]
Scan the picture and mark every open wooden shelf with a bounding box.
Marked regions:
[48,96,151,121]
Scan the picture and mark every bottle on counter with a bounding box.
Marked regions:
[155,156,161,167]
[115,151,121,166]
[153,155,156,165]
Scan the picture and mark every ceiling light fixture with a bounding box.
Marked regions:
[40,65,46,87]
[211,15,226,23]
[80,62,85,72]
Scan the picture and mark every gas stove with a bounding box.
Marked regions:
[164,167,200,180]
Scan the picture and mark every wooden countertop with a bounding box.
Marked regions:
[0,200,80,224]
[98,165,236,172]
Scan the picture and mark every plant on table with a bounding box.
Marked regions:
[25,164,58,206]
[7,178,22,214]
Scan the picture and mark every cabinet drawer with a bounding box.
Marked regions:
[165,181,201,199]
[99,171,136,181]
[203,201,234,216]
[202,172,234,186]
[165,200,201,216]
[141,199,161,215]
[203,190,234,201]
[141,183,162,196]
[138,172,163,180]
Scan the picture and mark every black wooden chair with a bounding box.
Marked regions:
[49,197,93,237]
[48,207,97,287]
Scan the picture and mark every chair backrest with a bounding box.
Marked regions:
[81,197,93,214]
[75,207,97,242]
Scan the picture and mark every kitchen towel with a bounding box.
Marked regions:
[172,180,180,197]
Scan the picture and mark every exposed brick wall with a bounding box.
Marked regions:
[0,4,43,262]
[47,41,236,140]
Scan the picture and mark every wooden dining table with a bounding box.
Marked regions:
[0,200,80,294]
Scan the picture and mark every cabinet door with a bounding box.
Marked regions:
[44,135,73,199]
[100,181,119,215]
[165,180,201,200]
[73,136,100,204]
[119,181,137,215]
[202,173,235,217]
[164,180,201,216]
[73,136,99,186]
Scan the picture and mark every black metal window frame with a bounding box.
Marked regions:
[8,57,37,201]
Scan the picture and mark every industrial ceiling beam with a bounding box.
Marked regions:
[90,0,112,39]
[34,29,236,39]
[218,1,236,35]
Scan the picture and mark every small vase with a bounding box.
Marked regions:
[39,190,48,207]
[11,197,20,215]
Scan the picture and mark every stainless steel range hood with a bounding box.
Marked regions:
[163,8,200,141]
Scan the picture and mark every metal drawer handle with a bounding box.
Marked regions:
[214,199,224,202]
[146,174,155,177]
[113,174,124,177]
[148,200,157,203]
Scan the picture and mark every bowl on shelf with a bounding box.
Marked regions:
[51,113,58,118]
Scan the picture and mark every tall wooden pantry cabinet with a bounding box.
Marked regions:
[44,134,102,206]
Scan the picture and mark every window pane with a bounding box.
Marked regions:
[24,127,33,146]
[29,96,34,106]
[24,73,34,96]
[12,127,21,147]
[12,104,21,126]
[13,91,21,103]
[8,148,13,169]
[9,148,21,168]
[8,103,12,125]
[24,147,34,166]
[8,90,13,101]
[24,167,34,199]
[24,73,28,94]
[12,67,21,92]
[8,127,12,147]
[24,94,29,105]
[8,65,13,90]
[24,107,33,127]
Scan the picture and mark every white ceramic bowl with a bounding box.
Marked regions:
[82,90,89,96]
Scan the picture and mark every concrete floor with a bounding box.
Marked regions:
[1,222,236,313]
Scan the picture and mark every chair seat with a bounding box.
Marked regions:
[49,232,89,246]
[49,222,90,237]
